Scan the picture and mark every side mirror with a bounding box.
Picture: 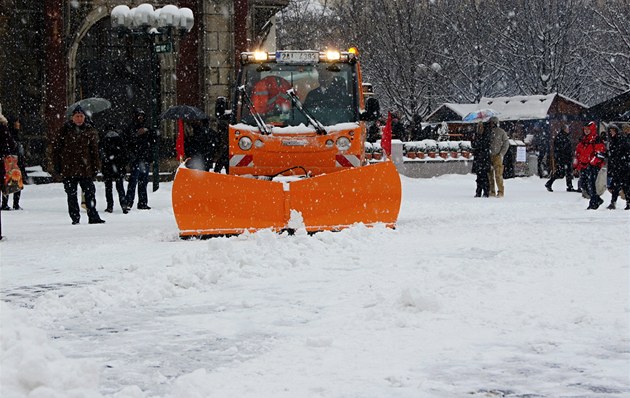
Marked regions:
[215,96,229,120]
[361,97,380,121]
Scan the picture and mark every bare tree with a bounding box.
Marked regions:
[276,0,342,50]
[492,0,591,99]
[276,0,623,111]
[332,0,445,121]
[431,0,507,103]
[588,0,630,94]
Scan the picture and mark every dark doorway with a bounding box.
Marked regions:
[75,17,160,134]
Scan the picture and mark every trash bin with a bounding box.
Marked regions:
[503,139,528,179]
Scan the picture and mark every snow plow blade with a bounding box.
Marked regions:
[172,161,402,238]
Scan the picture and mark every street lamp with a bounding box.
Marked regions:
[110,3,194,190]
[111,4,194,34]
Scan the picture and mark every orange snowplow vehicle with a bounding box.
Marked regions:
[172,49,402,237]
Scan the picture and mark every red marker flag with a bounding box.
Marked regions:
[175,118,185,162]
[381,111,392,157]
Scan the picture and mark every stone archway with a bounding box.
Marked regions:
[67,8,176,136]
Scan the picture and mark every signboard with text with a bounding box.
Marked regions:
[155,42,172,54]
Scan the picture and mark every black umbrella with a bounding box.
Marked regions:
[66,97,111,117]
[160,105,208,120]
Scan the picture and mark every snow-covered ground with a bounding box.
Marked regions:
[1,173,629,398]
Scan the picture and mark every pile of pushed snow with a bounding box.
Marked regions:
[1,302,104,398]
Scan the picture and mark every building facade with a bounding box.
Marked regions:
[0,0,288,165]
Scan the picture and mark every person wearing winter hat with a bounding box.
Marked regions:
[49,104,105,224]
[487,116,510,197]
[574,121,606,210]
[605,124,630,210]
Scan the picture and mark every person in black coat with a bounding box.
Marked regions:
[101,128,128,213]
[185,119,214,171]
[391,113,406,141]
[545,125,576,192]
[409,114,423,141]
[303,70,352,125]
[606,124,630,210]
[123,109,154,211]
[366,120,381,143]
[533,127,551,178]
[472,122,491,197]
[212,119,229,173]
[1,112,18,197]
[2,115,26,210]
[0,109,17,238]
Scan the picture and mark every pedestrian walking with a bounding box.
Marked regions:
[100,127,128,213]
[49,105,105,224]
[123,109,154,211]
[574,121,606,210]
[605,124,630,210]
[487,116,510,197]
[1,114,25,210]
[0,106,17,239]
[472,122,491,197]
[545,125,576,192]
[533,127,551,178]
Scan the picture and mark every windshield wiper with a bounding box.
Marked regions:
[239,85,270,135]
[286,89,326,135]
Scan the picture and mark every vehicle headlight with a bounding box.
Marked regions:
[254,139,264,148]
[239,136,253,150]
[325,139,334,148]
[336,137,351,151]
[326,50,341,61]
[253,51,268,61]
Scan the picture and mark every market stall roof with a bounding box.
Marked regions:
[426,93,586,123]
[587,90,630,122]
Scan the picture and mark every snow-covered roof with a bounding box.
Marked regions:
[428,93,586,122]
[434,103,480,118]
[480,93,586,121]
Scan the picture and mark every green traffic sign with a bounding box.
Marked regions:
[155,42,172,54]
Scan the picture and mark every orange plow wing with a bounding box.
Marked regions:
[172,161,402,238]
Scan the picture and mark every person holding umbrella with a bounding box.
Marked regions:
[49,106,105,224]
[123,109,154,211]
[185,119,214,171]
[472,121,492,197]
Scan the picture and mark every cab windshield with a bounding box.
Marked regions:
[238,62,357,128]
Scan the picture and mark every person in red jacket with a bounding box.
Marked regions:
[574,121,606,209]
